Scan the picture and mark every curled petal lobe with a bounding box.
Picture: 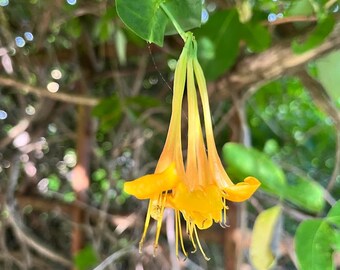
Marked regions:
[183,211,214,230]
[123,163,179,200]
[191,212,214,230]
[224,177,261,202]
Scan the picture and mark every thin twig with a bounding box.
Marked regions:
[280,161,336,206]
[6,204,73,267]
[217,22,340,98]
[267,15,317,26]
[0,119,31,149]
[0,76,99,106]
[92,246,134,270]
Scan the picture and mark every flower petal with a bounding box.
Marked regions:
[171,183,223,214]
[224,177,261,202]
[124,163,179,199]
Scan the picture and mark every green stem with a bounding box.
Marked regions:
[160,2,186,41]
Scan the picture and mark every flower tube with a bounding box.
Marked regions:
[192,40,260,201]
[123,35,193,255]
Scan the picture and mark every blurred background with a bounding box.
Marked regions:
[0,0,339,269]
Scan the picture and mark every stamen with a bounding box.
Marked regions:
[177,210,188,257]
[139,200,152,253]
[187,221,197,254]
[153,193,167,256]
[220,197,227,228]
[175,210,179,258]
[193,226,210,261]
[184,215,190,237]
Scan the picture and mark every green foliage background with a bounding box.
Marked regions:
[0,0,339,269]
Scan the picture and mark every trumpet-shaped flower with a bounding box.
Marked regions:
[167,40,260,259]
[124,33,261,259]
[192,49,260,202]
[123,36,193,254]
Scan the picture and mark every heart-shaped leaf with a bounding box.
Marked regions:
[116,0,201,46]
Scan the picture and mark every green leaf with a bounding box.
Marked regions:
[65,18,82,39]
[292,15,335,54]
[94,6,117,42]
[74,245,99,270]
[116,0,201,46]
[95,18,115,43]
[286,0,314,16]
[315,50,340,106]
[126,95,160,109]
[284,177,325,213]
[194,9,242,80]
[326,200,340,227]
[116,0,166,46]
[163,0,202,35]
[295,220,335,270]
[250,205,282,270]
[241,22,271,52]
[124,95,160,121]
[333,233,340,251]
[222,143,286,197]
[92,95,122,132]
[222,143,325,212]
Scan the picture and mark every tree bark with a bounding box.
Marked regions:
[70,80,93,269]
[216,22,340,98]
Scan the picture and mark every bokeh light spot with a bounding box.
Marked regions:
[67,0,77,5]
[47,82,60,93]
[167,59,177,71]
[51,69,62,80]
[206,2,216,12]
[268,13,277,22]
[0,110,8,120]
[24,32,34,41]
[13,132,30,148]
[25,105,36,115]
[201,8,209,23]
[38,178,49,193]
[64,150,77,168]
[24,162,37,177]
[0,0,9,7]
[15,36,26,47]
[48,123,57,134]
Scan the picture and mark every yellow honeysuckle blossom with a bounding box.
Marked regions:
[123,36,191,255]
[123,33,261,259]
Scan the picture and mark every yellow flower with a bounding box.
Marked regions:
[124,33,261,259]
[192,40,260,200]
[168,40,260,259]
[123,35,192,255]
